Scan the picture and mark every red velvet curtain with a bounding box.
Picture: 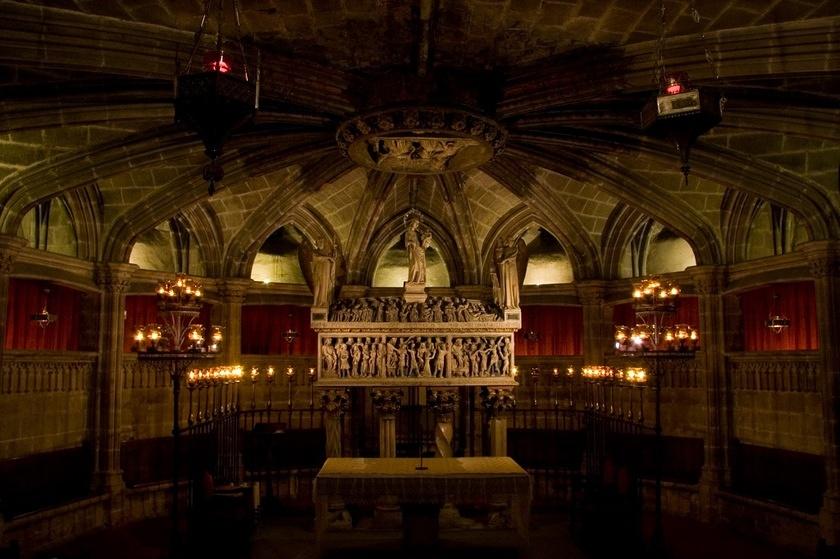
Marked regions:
[124,295,159,352]
[612,296,699,328]
[124,296,214,352]
[240,305,316,355]
[515,305,583,356]
[739,282,818,351]
[5,278,81,350]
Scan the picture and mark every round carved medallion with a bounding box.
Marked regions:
[336,107,507,174]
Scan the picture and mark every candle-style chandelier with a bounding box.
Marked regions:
[614,277,699,353]
[132,274,223,354]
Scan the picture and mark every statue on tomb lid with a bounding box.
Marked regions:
[405,213,432,285]
[311,238,336,309]
[495,238,521,309]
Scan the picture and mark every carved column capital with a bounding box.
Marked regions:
[0,236,26,274]
[575,280,607,306]
[371,388,403,416]
[95,262,137,293]
[320,388,350,416]
[480,386,516,418]
[219,278,251,303]
[688,265,726,296]
[799,241,840,279]
[428,388,459,421]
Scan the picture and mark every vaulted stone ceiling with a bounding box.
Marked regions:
[0,1,838,285]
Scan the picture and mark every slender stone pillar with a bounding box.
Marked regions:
[480,388,515,457]
[320,389,350,458]
[372,389,403,458]
[690,265,730,521]
[801,241,840,549]
[576,281,609,366]
[219,279,250,365]
[429,389,459,457]
[0,236,26,364]
[93,262,137,495]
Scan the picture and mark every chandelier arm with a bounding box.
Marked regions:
[232,0,249,82]
[215,0,225,55]
[185,0,214,74]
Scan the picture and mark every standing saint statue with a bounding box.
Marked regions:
[405,215,431,285]
[311,239,336,308]
[495,238,520,309]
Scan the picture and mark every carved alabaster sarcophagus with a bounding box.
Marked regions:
[312,296,520,387]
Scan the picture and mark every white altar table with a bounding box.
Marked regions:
[314,457,531,550]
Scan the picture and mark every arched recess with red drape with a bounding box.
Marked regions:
[5,278,83,350]
[515,305,583,356]
[612,296,699,331]
[124,295,213,352]
[738,281,818,351]
[240,305,317,355]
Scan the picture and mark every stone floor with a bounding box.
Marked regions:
[38,511,808,559]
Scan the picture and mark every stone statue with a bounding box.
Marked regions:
[311,239,336,308]
[405,216,432,285]
[495,238,520,309]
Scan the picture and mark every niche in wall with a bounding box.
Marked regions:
[251,225,307,285]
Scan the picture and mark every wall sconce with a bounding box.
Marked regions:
[30,288,56,329]
[765,293,790,334]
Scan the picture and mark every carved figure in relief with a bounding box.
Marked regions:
[444,300,456,322]
[368,341,378,377]
[376,337,387,377]
[498,338,511,377]
[451,338,466,376]
[386,338,398,377]
[434,341,448,378]
[470,342,481,377]
[407,341,419,377]
[361,340,371,376]
[397,341,408,377]
[488,341,500,376]
[321,338,337,377]
[336,338,350,378]
[351,338,363,377]
[431,300,443,322]
[417,342,430,377]
[386,300,399,322]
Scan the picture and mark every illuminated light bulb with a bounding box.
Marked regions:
[134,328,145,342]
[251,367,259,380]
[690,330,698,341]
[567,366,574,377]
[632,289,642,298]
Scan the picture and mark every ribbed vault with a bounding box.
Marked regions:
[0,1,836,287]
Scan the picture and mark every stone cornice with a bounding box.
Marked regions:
[12,246,97,292]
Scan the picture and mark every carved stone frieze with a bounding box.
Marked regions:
[327,295,502,323]
[316,333,516,386]
[336,107,507,175]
